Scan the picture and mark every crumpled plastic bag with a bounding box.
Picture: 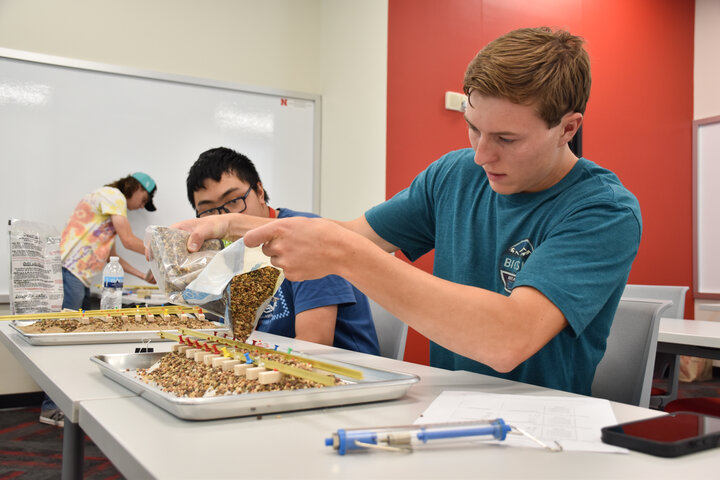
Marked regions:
[146,225,283,338]
[145,225,223,307]
[679,355,713,383]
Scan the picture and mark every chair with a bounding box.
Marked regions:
[368,300,408,361]
[622,284,689,319]
[622,284,690,408]
[664,397,720,417]
[591,298,671,408]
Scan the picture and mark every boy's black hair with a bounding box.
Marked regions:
[186,147,268,208]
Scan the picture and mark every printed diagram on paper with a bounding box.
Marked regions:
[416,391,627,453]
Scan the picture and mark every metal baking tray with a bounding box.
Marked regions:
[9,320,229,346]
[91,352,420,420]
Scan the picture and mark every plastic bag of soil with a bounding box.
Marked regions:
[181,239,283,339]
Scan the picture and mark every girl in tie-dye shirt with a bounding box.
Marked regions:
[60,172,158,309]
[43,173,160,428]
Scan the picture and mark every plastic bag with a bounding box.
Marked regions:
[182,239,283,339]
[8,219,63,314]
[145,225,223,306]
[679,355,713,383]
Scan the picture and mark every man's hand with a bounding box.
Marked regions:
[172,215,234,252]
[172,213,273,252]
[244,217,351,281]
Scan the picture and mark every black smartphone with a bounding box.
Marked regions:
[601,412,720,457]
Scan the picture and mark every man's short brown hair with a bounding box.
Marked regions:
[463,27,591,127]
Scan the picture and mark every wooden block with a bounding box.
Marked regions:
[245,366,266,380]
[221,359,241,372]
[194,351,211,363]
[258,370,283,384]
[212,356,230,368]
[203,354,221,366]
[185,348,200,359]
[233,363,253,376]
[171,343,183,352]
[121,315,129,321]
[196,313,205,321]
[135,314,142,322]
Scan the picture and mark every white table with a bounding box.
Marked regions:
[121,292,170,306]
[89,284,170,306]
[4,326,719,479]
[77,332,720,479]
[0,323,173,479]
[658,317,720,360]
[654,317,720,407]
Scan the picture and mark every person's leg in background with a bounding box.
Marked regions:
[39,267,88,427]
[61,267,88,310]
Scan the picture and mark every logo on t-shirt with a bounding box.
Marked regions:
[259,289,287,327]
[499,239,534,293]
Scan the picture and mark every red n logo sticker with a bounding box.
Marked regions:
[280,98,288,106]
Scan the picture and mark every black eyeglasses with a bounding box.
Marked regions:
[195,186,253,218]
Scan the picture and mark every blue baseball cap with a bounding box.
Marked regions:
[131,172,157,211]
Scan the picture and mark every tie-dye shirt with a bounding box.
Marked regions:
[60,187,127,285]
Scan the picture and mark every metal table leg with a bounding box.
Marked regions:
[61,418,85,480]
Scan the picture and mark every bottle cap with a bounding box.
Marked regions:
[110,256,119,261]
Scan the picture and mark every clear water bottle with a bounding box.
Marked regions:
[100,256,124,310]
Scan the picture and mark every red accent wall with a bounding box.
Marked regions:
[387,0,695,365]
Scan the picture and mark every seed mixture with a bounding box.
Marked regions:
[17,314,217,333]
[227,267,281,341]
[136,349,340,398]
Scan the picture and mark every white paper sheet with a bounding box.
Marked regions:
[415,391,628,453]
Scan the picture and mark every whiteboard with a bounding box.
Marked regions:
[0,48,320,301]
[694,115,720,298]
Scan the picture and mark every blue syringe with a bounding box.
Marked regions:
[325,419,511,455]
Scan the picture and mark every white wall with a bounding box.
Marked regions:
[0,0,388,219]
[694,0,720,321]
[319,1,388,219]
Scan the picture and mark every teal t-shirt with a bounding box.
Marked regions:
[365,148,642,395]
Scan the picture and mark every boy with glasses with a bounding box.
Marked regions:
[184,147,379,355]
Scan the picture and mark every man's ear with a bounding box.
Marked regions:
[558,112,583,146]
[256,182,266,204]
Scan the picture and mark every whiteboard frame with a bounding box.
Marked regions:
[693,114,720,299]
[0,47,322,303]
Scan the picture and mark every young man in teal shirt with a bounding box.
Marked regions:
[175,27,641,395]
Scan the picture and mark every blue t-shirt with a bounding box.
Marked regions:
[365,149,642,394]
[256,208,380,355]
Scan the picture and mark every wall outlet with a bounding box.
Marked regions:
[445,91,466,112]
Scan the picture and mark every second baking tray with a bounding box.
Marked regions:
[10,320,229,345]
[91,352,420,420]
